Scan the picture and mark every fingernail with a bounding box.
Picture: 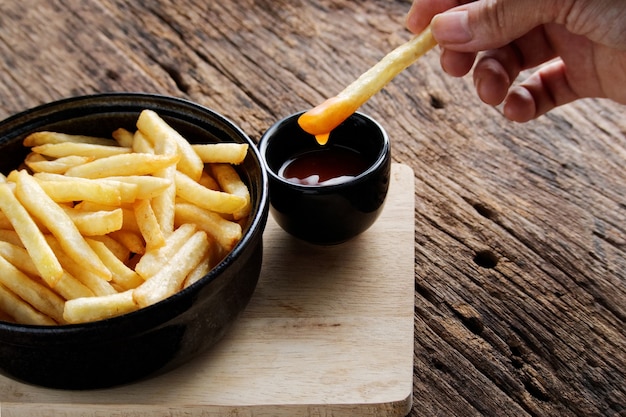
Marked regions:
[432,10,472,44]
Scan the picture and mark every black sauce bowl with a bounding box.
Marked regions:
[259,111,390,245]
[0,93,269,389]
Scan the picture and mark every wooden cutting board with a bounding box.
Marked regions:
[0,163,415,417]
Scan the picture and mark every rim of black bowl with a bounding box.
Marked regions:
[0,92,269,334]
[259,111,390,190]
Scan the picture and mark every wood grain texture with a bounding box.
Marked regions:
[0,1,624,416]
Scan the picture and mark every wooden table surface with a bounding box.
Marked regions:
[0,1,624,416]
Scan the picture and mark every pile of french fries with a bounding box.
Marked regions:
[0,110,251,325]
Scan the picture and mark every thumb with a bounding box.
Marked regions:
[430,0,626,52]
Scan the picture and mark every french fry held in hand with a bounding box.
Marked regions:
[298,25,436,145]
[0,110,252,325]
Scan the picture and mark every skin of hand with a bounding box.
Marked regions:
[406,0,626,122]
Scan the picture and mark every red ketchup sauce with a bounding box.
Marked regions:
[278,145,368,186]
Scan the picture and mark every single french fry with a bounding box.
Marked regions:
[143,117,178,235]
[174,202,242,256]
[31,142,131,159]
[13,170,111,280]
[175,171,246,214]
[35,173,139,204]
[0,211,12,230]
[87,239,143,291]
[76,201,140,234]
[107,230,146,255]
[0,241,40,276]
[0,283,57,326]
[64,290,139,324]
[298,26,436,144]
[0,229,23,247]
[37,179,122,205]
[62,207,124,236]
[133,230,209,307]
[23,131,117,147]
[132,130,155,154]
[0,183,63,285]
[210,163,251,220]
[191,143,248,164]
[0,255,66,324]
[198,171,220,191]
[49,272,95,300]
[64,153,179,179]
[133,199,166,250]
[183,252,211,288]
[134,223,197,279]
[26,154,93,174]
[112,128,135,148]
[137,109,204,181]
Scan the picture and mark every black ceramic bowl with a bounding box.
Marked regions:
[259,111,390,245]
[0,93,269,389]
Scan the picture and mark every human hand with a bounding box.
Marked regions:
[406,0,626,122]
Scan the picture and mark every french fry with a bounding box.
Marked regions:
[298,26,436,144]
[0,241,40,276]
[12,170,111,280]
[62,207,124,236]
[0,241,93,300]
[105,176,171,200]
[191,143,248,164]
[134,223,197,280]
[107,230,146,255]
[0,255,66,324]
[0,283,56,326]
[198,171,220,191]
[31,142,131,159]
[133,230,209,307]
[111,128,135,148]
[89,234,131,263]
[0,211,12,230]
[210,163,251,220]
[145,119,178,236]
[132,130,154,154]
[137,109,204,181]
[46,236,117,297]
[87,239,143,291]
[0,229,24,247]
[26,154,93,174]
[183,252,211,288]
[175,171,246,214]
[64,153,179,179]
[37,179,122,206]
[64,290,139,324]
[0,183,63,285]
[23,131,117,147]
[174,202,242,256]
[34,173,139,204]
[76,201,140,234]
[133,199,166,250]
